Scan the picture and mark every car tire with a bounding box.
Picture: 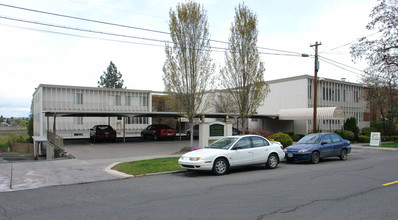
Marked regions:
[339,149,348,160]
[266,154,279,169]
[311,151,320,164]
[154,134,158,141]
[212,158,229,175]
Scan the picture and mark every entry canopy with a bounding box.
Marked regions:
[278,107,345,120]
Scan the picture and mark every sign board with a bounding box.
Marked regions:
[370,132,381,146]
[210,124,224,137]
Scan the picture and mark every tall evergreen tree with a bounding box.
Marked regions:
[98,61,125,88]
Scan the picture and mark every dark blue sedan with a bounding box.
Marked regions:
[284,133,351,164]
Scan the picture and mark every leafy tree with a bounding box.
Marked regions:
[98,61,125,88]
[350,0,398,135]
[163,1,215,148]
[220,3,269,130]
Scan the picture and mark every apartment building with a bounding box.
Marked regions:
[32,84,152,139]
[252,75,369,134]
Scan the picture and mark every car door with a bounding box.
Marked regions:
[230,137,253,166]
[143,125,153,138]
[250,136,270,164]
[319,134,334,157]
[331,133,344,156]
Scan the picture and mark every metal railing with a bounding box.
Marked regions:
[47,131,64,148]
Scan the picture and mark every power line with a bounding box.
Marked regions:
[0,22,166,48]
[319,55,364,72]
[0,15,310,58]
[318,57,363,76]
[0,2,304,56]
[319,31,380,54]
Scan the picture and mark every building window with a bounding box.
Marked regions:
[109,95,121,106]
[126,95,148,107]
[74,117,83,125]
[126,117,148,124]
[74,93,83,105]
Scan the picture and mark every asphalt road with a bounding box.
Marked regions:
[1,147,397,220]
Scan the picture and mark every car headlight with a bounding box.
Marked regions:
[299,149,309,153]
[189,157,201,161]
[283,149,288,152]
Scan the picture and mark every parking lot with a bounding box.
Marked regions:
[63,138,196,160]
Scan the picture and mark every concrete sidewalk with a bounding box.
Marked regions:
[0,154,181,192]
[1,143,396,193]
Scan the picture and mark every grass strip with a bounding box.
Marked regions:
[112,157,184,175]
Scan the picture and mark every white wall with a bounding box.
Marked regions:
[257,78,308,115]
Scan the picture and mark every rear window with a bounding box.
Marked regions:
[157,125,171,129]
[98,125,112,130]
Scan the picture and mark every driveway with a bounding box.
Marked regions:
[63,138,197,160]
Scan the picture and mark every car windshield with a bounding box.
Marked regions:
[297,134,322,144]
[206,137,239,149]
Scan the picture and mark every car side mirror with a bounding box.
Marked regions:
[233,146,242,150]
[321,141,327,145]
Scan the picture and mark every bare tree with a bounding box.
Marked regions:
[220,3,269,131]
[163,1,214,147]
[350,0,398,134]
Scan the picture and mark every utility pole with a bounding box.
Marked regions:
[310,41,321,133]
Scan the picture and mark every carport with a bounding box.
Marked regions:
[43,111,257,143]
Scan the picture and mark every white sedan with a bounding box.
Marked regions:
[178,135,285,175]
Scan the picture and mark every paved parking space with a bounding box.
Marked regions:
[63,138,197,160]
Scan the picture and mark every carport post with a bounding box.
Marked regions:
[123,117,126,143]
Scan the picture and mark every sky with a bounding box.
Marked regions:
[0,0,377,118]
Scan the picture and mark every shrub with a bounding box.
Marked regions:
[268,132,293,148]
[361,126,377,136]
[391,136,398,142]
[344,117,359,138]
[244,128,273,138]
[358,135,370,143]
[291,134,304,142]
[335,130,355,141]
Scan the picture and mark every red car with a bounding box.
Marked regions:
[141,124,176,141]
[90,125,117,142]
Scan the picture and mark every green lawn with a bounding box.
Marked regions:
[364,142,398,148]
[380,142,398,148]
[112,157,185,175]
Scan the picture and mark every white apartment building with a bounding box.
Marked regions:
[32,75,369,139]
[32,84,152,139]
[251,75,369,134]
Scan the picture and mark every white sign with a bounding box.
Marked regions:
[370,132,381,146]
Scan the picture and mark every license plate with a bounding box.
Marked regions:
[288,153,293,158]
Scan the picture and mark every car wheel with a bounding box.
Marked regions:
[339,149,348,160]
[212,158,229,175]
[154,134,158,141]
[311,151,320,164]
[266,154,279,169]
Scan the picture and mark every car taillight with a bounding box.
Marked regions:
[280,146,284,150]
[160,129,167,135]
